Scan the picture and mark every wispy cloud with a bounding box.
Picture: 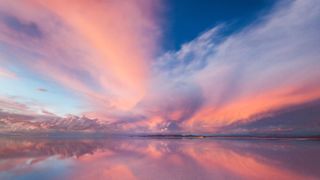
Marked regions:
[0,0,162,113]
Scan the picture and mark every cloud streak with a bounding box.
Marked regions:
[0,0,161,113]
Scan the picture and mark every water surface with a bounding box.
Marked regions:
[0,137,319,180]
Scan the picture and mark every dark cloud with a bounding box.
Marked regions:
[37,88,48,92]
[41,109,55,116]
[2,15,43,38]
[139,83,203,122]
[166,122,181,131]
[221,100,320,135]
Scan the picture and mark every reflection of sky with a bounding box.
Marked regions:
[0,156,74,180]
[0,138,319,180]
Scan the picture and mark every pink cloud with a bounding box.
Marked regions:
[0,0,162,114]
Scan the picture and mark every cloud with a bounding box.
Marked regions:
[37,88,48,92]
[0,0,320,134]
[220,99,320,135]
[0,0,162,113]
[0,97,31,114]
[132,82,204,132]
[0,110,109,132]
[105,1,320,133]
[41,109,55,116]
[121,0,320,133]
[2,14,43,38]
[0,97,108,132]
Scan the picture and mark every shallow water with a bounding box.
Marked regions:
[0,137,319,180]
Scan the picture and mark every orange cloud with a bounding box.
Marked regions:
[184,84,320,131]
[35,0,161,108]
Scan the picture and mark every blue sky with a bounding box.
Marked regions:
[163,0,277,50]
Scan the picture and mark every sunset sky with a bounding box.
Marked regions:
[0,0,319,134]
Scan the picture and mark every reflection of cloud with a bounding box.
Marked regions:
[0,138,319,179]
[0,138,107,158]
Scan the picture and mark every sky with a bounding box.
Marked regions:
[0,0,319,134]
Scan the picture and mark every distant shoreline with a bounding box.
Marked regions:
[0,132,319,141]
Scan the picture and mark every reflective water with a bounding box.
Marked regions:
[0,137,319,180]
